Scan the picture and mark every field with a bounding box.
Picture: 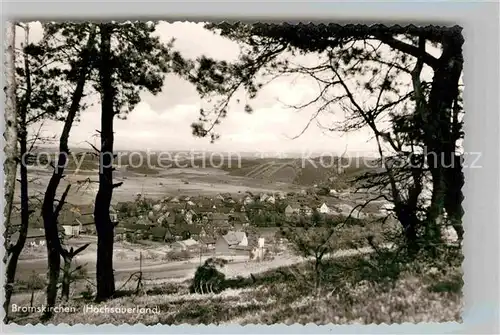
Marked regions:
[21,151,373,205]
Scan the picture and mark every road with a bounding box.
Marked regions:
[98,244,395,282]
[17,243,395,284]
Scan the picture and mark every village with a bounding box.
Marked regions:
[10,184,393,265]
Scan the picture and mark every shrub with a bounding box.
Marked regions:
[190,258,229,294]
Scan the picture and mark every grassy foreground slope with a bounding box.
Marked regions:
[12,249,462,325]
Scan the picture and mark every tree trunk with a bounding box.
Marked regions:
[314,256,322,295]
[41,27,96,320]
[426,165,445,243]
[444,154,464,243]
[4,23,32,322]
[30,289,35,308]
[394,204,420,255]
[4,101,30,322]
[424,31,464,248]
[95,23,117,301]
[41,236,61,320]
[61,258,72,301]
[445,98,465,243]
[4,252,21,321]
[4,21,18,243]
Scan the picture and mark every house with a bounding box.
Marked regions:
[114,227,128,241]
[217,206,233,214]
[221,192,232,199]
[318,203,331,214]
[284,204,299,217]
[58,209,78,225]
[165,215,176,226]
[198,226,208,238]
[197,198,211,207]
[164,202,184,212]
[199,236,217,249]
[266,195,276,204]
[210,213,230,225]
[120,222,150,239]
[170,196,180,203]
[250,238,266,261]
[149,226,169,242]
[260,193,269,202]
[226,231,248,246]
[168,224,203,241]
[62,223,80,237]
[156,211,172,225]
[229,213,249,225]
[71,203,116,231]
[171,238,199,251]
[214,231,250,255]
[301,205,313,217]
[210,213,231,233]
[232,222,244,231]
[197,206,213,214]
[243,196,254,206]
[75,203,94,216]
[200,215,209,225]
[220,193,235,204]
[236,204,246,212]
[109,205,118,223]
[276,192,286,200]
[75,213,96,235]
[152,203,163,213]
[184,209,196,225]
[215,194,225,201]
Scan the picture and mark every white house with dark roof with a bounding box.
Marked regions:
[214,230,250,256]
[284,204,300,217]
[319,203,331,214]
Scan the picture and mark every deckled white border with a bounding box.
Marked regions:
[1,1,499,334]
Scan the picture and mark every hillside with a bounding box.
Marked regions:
[222,156,379,188]
[27,149,381,189]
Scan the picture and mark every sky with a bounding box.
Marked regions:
[22,22,395,156]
